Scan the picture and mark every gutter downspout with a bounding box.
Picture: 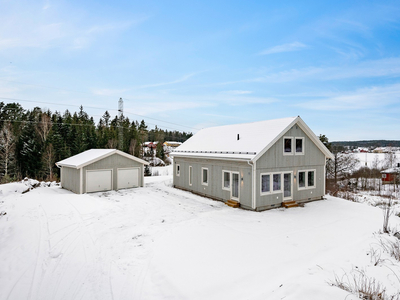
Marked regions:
[247,160,256,210]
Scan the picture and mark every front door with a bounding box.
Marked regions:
[231,172,240,201]
[283,172,292,201]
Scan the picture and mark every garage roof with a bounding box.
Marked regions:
[56,149,149,169]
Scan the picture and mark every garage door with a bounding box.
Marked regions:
[117,168,139,189]
[86,169,112,193]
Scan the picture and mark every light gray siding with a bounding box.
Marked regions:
[255,125,326,210]
[60,167,80,194]
[82,153,144,193]
[173,157,253,208]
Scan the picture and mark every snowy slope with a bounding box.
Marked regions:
[0,173,399,300]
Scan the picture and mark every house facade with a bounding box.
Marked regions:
[56,149,149,194]
[171,117,334,211]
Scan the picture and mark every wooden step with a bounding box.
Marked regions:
[225,200,240,208]
[282,200,299,208]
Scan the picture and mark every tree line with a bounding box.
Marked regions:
[0,102,192,183]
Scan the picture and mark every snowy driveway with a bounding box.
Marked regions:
[0,175,398,300]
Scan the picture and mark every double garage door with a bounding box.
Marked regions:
[86,168,139,193]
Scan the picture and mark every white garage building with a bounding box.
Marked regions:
[56,149,149,194]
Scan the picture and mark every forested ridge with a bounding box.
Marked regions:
[0,102,192,182]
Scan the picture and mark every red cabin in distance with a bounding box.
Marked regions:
[381,164,400,184]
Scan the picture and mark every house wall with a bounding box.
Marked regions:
[60,167,80,194]
[255,124,326,210]
[81,153,145,193]
[173,157,253,208]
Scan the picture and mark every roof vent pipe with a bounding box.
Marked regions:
[237,134,239,140]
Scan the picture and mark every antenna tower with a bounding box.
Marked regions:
[118,98,123,150]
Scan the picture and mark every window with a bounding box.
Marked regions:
[308,171,315,187]
[202,168,208,185]
[284,137,292,154]
[222,171,230,190]
[298,170,316,189]
[298,171,305,188]
[295,137,304,155]
[382,174,387,179]
[189,166,193,186]
[261,174,270,193]
[273,174,281,191]
[176,164,180,176]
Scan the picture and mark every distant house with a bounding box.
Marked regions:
[381,164,400,185]
[56,149,149,194]
[171,116,334,211]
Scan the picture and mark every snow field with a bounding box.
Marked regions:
[0,173,399,300]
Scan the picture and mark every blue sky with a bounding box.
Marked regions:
[1,0,400,141]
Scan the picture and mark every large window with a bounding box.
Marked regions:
[202,168,208,186]
[273,174,281,191]
[298,170,316,189]
[222,171,230,190]
[260,173,282,195]
[261,174,270,193]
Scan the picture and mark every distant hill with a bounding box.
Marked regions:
[331,140,400,148]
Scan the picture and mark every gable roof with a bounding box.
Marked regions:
[56,149,149,169]
[171,116,334,161]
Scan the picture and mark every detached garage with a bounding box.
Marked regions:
[56,149,149,194]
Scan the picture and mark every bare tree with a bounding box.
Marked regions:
[327,147,359,188]
[0,121,16,180]
[43,143,55,181]
[384,147,397,169]
[36,113,52,144]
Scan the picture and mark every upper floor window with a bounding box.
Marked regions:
[283,137,293,155]
[295,137,304,155]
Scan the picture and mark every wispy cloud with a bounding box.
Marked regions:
[133,73,197,89]
[258,42,307,55]
[221,90,253,95]
[296,83,400,111]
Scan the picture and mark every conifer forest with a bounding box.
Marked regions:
[0,102,192,182]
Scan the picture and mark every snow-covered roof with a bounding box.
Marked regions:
[171,116,334,161]
[56,149,149,169]
[381,167,400,174]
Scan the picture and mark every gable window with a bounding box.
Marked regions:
[202,168,208,186]
[298,170,316,189]
[222,171,230,190]
[189,166,193,186]
[284,137,293,154]
[176,164,180,176]
[261,174,270,194]
[295,137,304,155]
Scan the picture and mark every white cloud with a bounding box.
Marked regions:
[222,90,253,95]
[259,42,307,55]
[296,83,400,111]
[133,73,197,89]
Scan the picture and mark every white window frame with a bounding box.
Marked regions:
[283,137,294,155]
[382,174,387,179]
[297,169,316,190]
[189,166,192,186]
[201,167,209,186]
[176,164,180,177]
[295,137,305,155]
[260,172,283,195]
[222,170,231,191]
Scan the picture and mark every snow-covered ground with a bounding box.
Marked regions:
[1,171,400,300]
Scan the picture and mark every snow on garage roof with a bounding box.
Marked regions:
[171,116,334,161]
[56,149,149,169]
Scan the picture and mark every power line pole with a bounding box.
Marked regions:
[118,97,123,151]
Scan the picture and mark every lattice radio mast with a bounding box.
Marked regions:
[118,97,123,150]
